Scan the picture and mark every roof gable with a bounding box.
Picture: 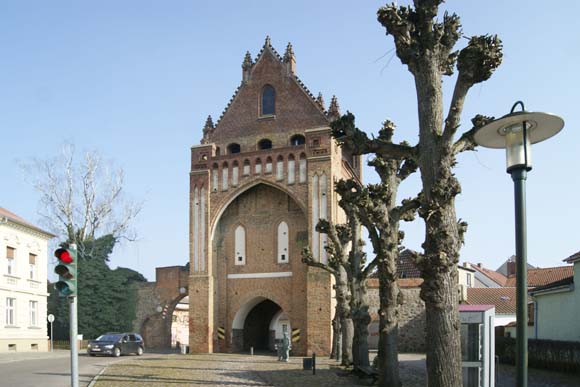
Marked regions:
[207,39,330,145]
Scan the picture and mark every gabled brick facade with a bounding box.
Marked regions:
[188,38,361,356]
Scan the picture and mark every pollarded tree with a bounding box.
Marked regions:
[333,2,502,385]
[333,180,375,369]
[333,115,420,387]
[302,221,354,366]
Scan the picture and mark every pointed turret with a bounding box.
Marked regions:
[327,95,341,121]
[316,92,325,109]
[201,115,215,144]
[242,51,253,83]
[283,42,296,75]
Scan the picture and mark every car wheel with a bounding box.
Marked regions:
[113,347,121,357]
[137,347,143,356]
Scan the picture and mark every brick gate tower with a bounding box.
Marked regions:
[188,37,361,356]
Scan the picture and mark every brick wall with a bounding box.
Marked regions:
[367,285,426,353]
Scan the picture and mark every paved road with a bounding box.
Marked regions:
[0,351,128,387]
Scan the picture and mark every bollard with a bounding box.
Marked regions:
[312,352,316,375]
[250,346,254,356]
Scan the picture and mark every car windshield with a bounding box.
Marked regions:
[95,334,122,342]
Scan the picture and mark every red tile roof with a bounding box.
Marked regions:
[504,266,573,287]
[468,262,508,286]
[466,287,529,315]
[397,249,421,278]
[0,207,55,237]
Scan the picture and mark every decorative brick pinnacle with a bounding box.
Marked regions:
[316,92,325,108]
[283,42,295,62]
[327,95,341,121]
[201,115,215,144]
[242,51,253,70]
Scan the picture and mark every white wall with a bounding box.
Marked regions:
[0,220,51,352]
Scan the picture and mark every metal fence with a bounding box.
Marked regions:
[50,340,89,350]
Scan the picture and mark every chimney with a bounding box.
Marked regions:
[507,259,517,277]
[477,262,482,268]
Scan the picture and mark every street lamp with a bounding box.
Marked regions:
[474,101,564,387]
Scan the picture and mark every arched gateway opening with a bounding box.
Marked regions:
[210,182,307,354]
[232,297,290,352]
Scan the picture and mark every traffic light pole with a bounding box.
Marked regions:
[69,295,79,387]
[69,243,79,387]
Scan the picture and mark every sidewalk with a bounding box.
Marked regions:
[90,352,580,387]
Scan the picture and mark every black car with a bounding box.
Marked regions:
[87,332,144,357]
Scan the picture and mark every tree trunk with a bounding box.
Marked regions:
[415,60,462,387]
[336,269,353,366]
[341,316,354,366]
[377,256,400,386]
[331,306,342,360]
[350,273,371,368]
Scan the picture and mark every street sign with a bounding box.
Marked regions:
[47,314,55,323]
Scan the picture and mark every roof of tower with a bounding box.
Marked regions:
[204,38,332,143]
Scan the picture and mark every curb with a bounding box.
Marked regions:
[87,366,107,387]
[87,356,130,387]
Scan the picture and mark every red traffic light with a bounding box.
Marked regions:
[55,248,73,264]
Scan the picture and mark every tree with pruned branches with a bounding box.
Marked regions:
[332,1,503,385]
[332,115,420,386]
[302,221,354,366]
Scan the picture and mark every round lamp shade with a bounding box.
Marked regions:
[474,111,564,149]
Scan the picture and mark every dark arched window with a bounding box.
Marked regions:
[258,139,272,150]
[261,85,275,116]
[290,134,305,146]
[227,143,241,154]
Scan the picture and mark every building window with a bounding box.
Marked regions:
[234,225,246,265]
[227,143,241,154]
[29,301,37,326]
[277,221,289,264]
[6,298,16,326]
[258,139,272,150]
[261,85,275,116]
[29,254,37,280]
[6,247,15,275]
[466,273,472,287]
[265,157,273,174]
[290,134,305,146]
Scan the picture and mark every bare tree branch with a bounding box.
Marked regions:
[20,143,142,248]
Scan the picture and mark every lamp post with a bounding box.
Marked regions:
[474,101,564,387]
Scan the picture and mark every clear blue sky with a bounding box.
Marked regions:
[1,1,578,281]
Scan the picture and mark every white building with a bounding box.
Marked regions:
[0,207,54,352]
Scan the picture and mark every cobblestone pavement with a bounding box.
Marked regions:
[92,352,580,387]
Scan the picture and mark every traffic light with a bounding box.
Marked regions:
[54,247,77,297]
